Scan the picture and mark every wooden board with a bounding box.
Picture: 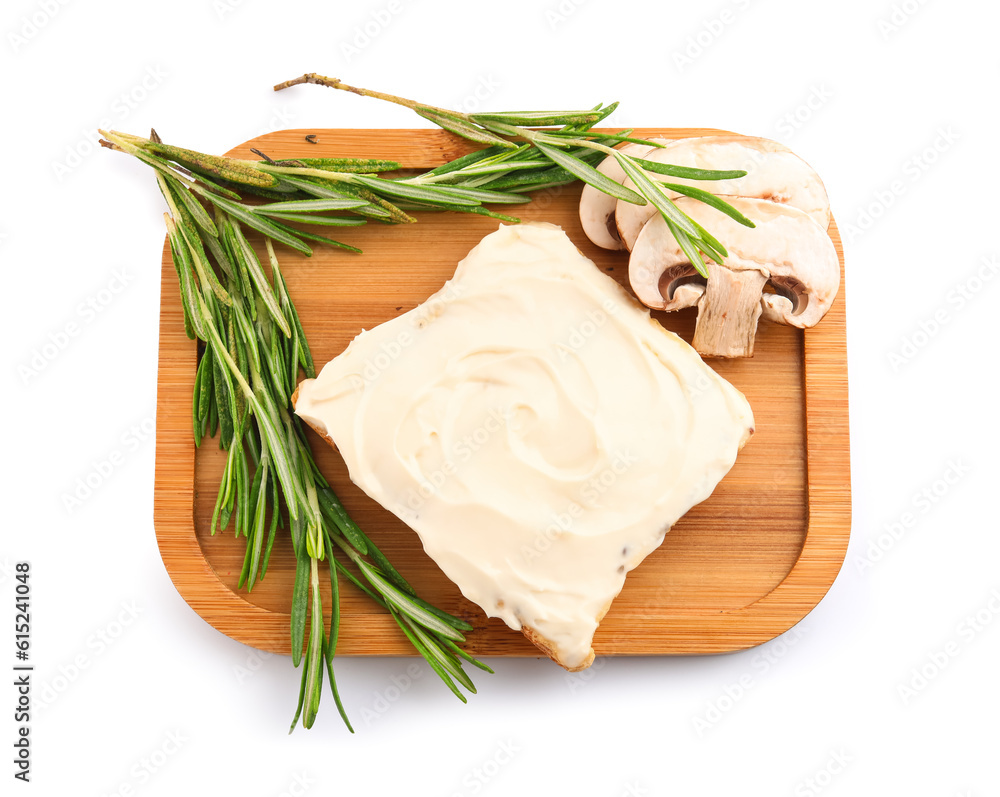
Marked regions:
[153,128,850,660]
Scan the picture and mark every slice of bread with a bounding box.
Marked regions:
[292,223,754,670]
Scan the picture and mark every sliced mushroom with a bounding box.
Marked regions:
[615,136,832,251]
[629,196,840,358]
[578,139,669,250]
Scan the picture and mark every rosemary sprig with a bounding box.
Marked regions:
[273,74,757,277]
[100,126,596,243]
[108,139,490,732]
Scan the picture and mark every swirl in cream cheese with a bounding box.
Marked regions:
[295,222,754,670]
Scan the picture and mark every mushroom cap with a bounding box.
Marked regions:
[615,136,832,251]
[578,140,666,250]
[629,196,840,329]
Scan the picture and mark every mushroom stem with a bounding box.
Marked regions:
[691,263,768,358]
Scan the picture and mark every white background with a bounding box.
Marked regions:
[3,0,998,794]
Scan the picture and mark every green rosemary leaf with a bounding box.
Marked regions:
[220,220,254,301]
[199,292,308,525]
[232,440,249,538]
[188,172,244,200]
[571,137,635,157]
[297,427,330,488]
[213,341,235,448]
[227,312,249,435]
[350,175,481,207]
[261,310,289,407]
[691,220,729,265]
[207,385,218,438]
[277,175,411,222]
[615,154,699,237]
[542,130,665,147]
[660,182,756,228]
[141,139,280,189]
[389,609,466,702]
[106,134,201,188]
[266,221,363,254]
[305,488,325,562]
[301,563,325,729]
[166,222,207,341]
[290,548,310,668]
[471,118,525,141]
[349,528,414,595]
[506,176,581,194]
[322,636,353,733]
[170,240,196,340]
[113,133,243,201]
[392,203,521,223]
[480,167,574,191]
[231,300,262,377]
[245,423,262,467]
[202,218,236,282]
[316,486,368,555]
[535,142,646,204]
[260,471,280,579]
[410,624,477,694]
[440,637,494,673]
[469,109,603,127]
[160,170,218,236]
[278,185,392,219]
[413,183,533,206]
[253,212,367,227]
[269,240,291,310]
[331,554,386,607]
[237,504,255,586]
[632,157,747,181]
[210,451,230,535]
[258,401,309,520]
[666,217,710,279]
[578,101,620,129]
[195,187,314,255]
[218,473,236,530]
[286,332,300,396]
[253,197,369,214]
[217,180,299,201]
[415,107,516,148]
[267,241,315,378]
[479,149,603,192]
[288,645,309,734]
[689,216,730,259]
[166,195,233,307]
[192,350,205,447]
[197,347,214,438]
[458,205,522,222]
[404,594,474,632]
[284,157,400,173]
[428,159,552,180]
[326,550,341,667]
[246,458,269,587]
[183,228,232,307]
[422,145,508,178]
[228,221,293,338]
[356,560,464,642]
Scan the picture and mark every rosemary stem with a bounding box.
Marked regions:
[327,528,364,566]
[256,163,355,181]
[273,73,463,122]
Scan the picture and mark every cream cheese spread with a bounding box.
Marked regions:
[294,222,754,670]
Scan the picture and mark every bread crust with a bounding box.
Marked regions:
[291,384,338,451]
[521,625,595,672]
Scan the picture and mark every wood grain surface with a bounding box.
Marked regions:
[153,128,851,660]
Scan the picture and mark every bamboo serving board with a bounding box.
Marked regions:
[153,128,850,660]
